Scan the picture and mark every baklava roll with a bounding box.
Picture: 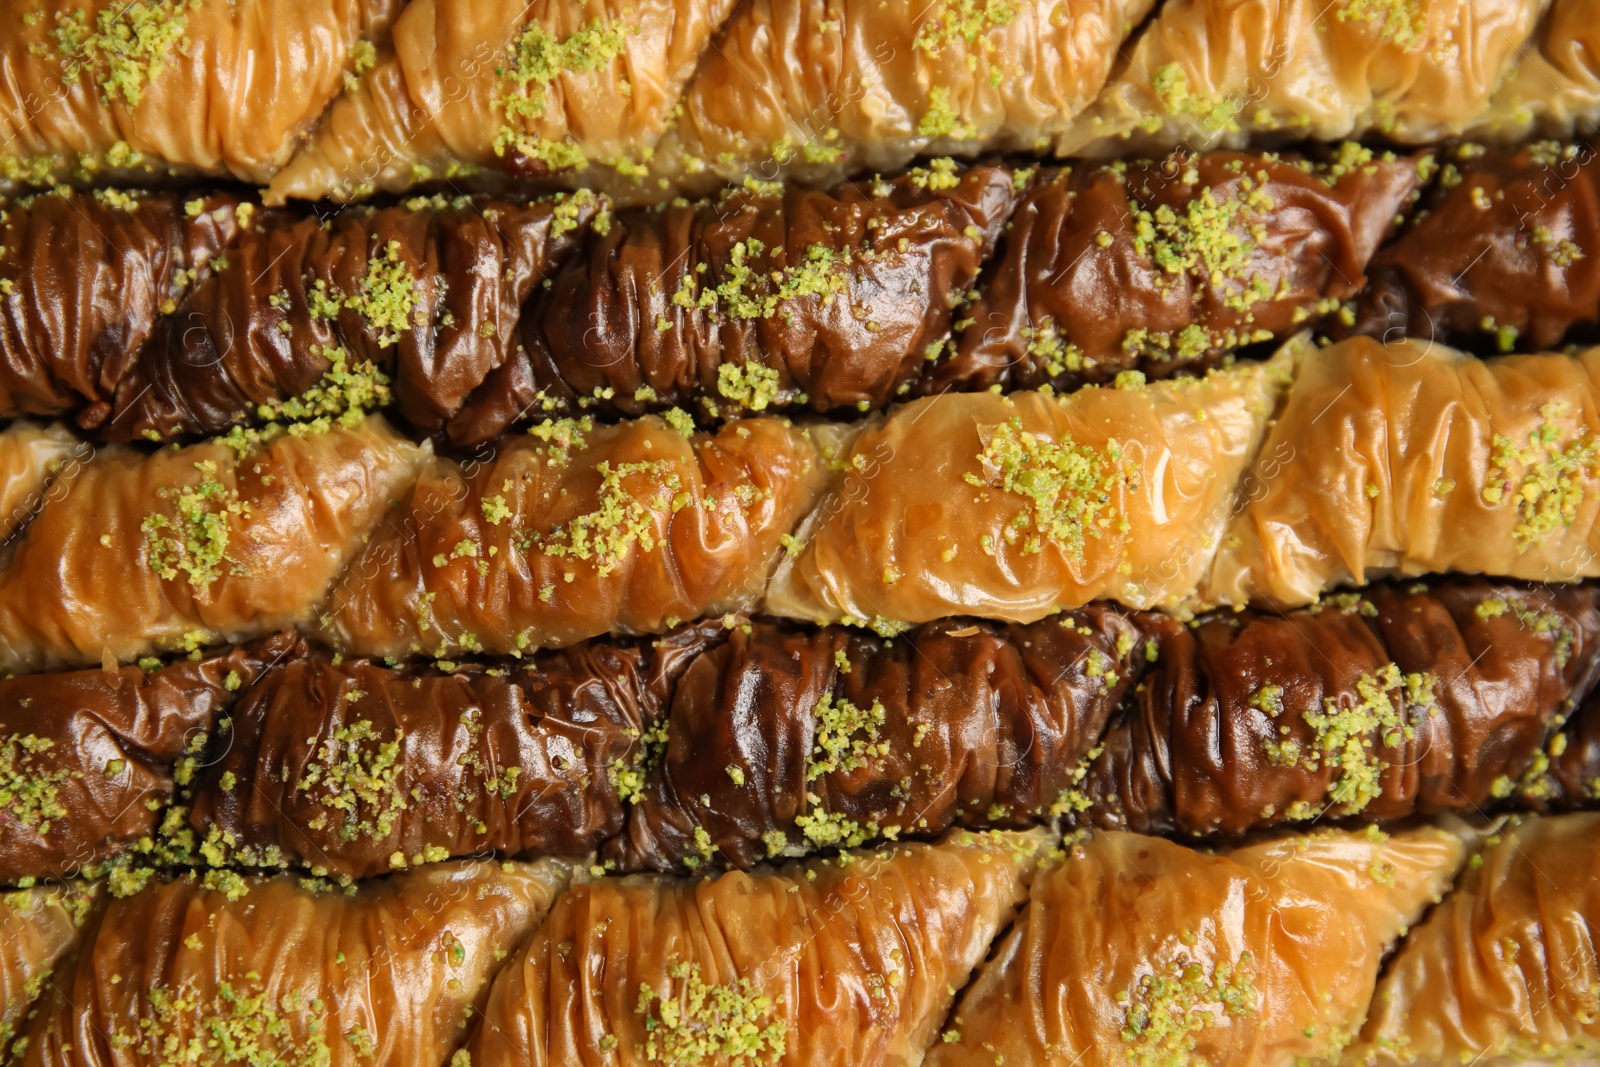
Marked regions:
[327,414,832,659]
[1081,579,1600,837]
[0,882,100,1060]
[931,147,1425,394]
[0,423,83,553]
[12,857,580,1067]
[926,823,1471,1067]
[605,609,1165,873]
[1063,0,1546,156]
[447,161,1018,443]
[1471,0,1600,142]
[0,0,400,188]
[0,191,241,425]
[1345,812,1600,1065]
[766,348,1288,626]
[187,623,725,881]
[1207,337,1600,608]
[1339,142,1600,354]
[0,416,427,672]
[109,192,602,442]
[644,0,1150,196]
[464,828,1051,1067]
[265,0,735,203]
[0,640,276,886]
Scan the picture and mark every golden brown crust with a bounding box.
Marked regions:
[327,415,830,658]
[1206,339,1600,608]
[0,0,400,187]
[0,416,427,672]
[0,883,100,1059]
[14,858,577,1067]
[1348,813,1600,1065]
[927,824,1470,1067]
[1063,0,1546,156]
[465,829,1050,1067]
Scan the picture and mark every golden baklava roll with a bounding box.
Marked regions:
[265,0,736,203]
[0,416,427,672]
[1207,338,1600,607]
[0,0,400,188]
[1471,0,1600,143]
[13,857,579,1067]
[1081,579,1600,837]
[0,640,276,886]
[0,882,100,1060]
[327,414,833,659]
[931,146,1425,395]
[1062,0,1547,157]
[927,823,1471,1067]
[766,347,1290,626]
[641,0,1150,197]
[0,422,83,554]
[463,828,1051,1067]
[1345,812,1600,1065]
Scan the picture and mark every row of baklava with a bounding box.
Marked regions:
[1,0,1597,204]
[2,142,1596,446]
[4,813,1600,1066]
[1,574,1597,887]
[0,331,1593,672]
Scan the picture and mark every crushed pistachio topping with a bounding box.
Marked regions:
[0,733,68,834]
[527,415,593,468]
[349,240,420,346]
[610,719,669,804]
[636,961,787,1065]
[1148,64,1241,133]
[1120,953,1257,1067]
[1131,179,1275,311]
[493,19,629,164]
[913,0,1016,55]
[110,980,342,1066]
[918,86,977,140]
[1297,664,1420,813]
[1480,403,1598,551]
[539,459,684,576]
[808,694,888,781]
[259,345,390,428]
[294,719,408,841]
[1333,0,1427,51]
[717,362,782,411]
[53,0,194,108]
[142,460,247,589]
[965,418,1129,562]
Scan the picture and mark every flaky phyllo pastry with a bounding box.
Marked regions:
[5,0,1600,1065]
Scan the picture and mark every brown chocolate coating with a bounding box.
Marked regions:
[0,641,278,886]
[930,148,1423,394]
[1343,142,1600,352]
[444,162,1019,444]
[188,624,726,880]
[105,193,599,442]
[1530,684,1600,809]
[1082,580,1600,837]
[603,609,1169,872]
[0,190,239,425]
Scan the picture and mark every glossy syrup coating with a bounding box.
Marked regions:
[465,829,1052,1067]
[605,609,1166,872]
[187,624,725,881]
[0,882,101,1057]
[13,858,579,1067]
[1347,813,1600,1065]
[1339,143,1600,354]
[0,415,427,672]
[936,148,1425,394]
[0,640,278,885]
[1081,580,1600,836]
[926,823,1471,1067]
[450,162,1019,441]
